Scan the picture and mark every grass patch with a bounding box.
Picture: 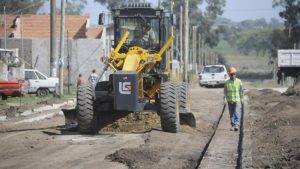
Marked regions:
[0,85,77,106]
[214,39,273,73]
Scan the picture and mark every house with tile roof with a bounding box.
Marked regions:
[0,14,107,83]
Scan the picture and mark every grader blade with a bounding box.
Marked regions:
[179,112,196,127]
[61,107,78,129]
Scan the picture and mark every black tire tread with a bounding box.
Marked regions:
[159,82,179,133]
[176,83,191,112]
[77,85,97,134]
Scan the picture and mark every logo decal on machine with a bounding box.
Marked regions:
[119,82,132,94]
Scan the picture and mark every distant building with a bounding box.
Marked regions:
[0,14,107,83]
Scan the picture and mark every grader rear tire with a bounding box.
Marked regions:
[77,85,98,134]
[159,82,179,133]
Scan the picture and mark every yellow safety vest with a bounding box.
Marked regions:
[225,78,242,103]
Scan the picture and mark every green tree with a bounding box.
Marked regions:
[0,0,45,14]
[273,0,300,46]
[94,0,138,9]
[65,0,87,15]
[269,29,292,58]
[162,0,225,48]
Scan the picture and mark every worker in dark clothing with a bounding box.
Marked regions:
[277,69,283,86]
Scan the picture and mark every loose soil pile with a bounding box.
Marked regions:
[99,112,161,133]
[105,130,201,169]
[106,145,164,169]
[284,81,300,96]
[98,112,196,133]
[247,89,300,169]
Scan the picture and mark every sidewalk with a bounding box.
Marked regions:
[198,105,239,169]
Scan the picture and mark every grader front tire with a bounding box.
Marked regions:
[159,82,180,133]
[77,85,98,134]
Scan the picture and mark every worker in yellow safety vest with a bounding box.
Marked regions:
[224,67,243,131]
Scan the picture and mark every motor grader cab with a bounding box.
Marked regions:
[66,3,196,134]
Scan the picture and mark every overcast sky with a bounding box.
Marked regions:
[41,0,284,25]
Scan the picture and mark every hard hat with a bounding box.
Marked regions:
[228,67,237,74]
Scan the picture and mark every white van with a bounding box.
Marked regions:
[24,69,59,96]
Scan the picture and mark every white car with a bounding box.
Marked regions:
[199,65,229,87]
[25,69,59,96]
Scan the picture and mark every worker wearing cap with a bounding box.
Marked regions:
[224,67,243,131]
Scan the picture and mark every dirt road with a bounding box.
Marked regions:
[1,85,299,169]
[0,87,224,169]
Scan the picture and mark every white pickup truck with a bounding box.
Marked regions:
[24,69,59,96]
[199,65,229,87]
[278,50,300,84]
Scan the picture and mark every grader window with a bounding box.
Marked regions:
[117,17,159,50]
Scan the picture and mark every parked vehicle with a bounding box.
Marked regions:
[277,49,300,85]
[0,80,26,100]
[199,65,228,87]
[25,69,58,96]
[0,48,26,100]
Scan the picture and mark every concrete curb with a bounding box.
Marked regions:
[0,98,76,122]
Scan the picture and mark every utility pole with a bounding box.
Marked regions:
[170,0,174,61]
[59,0,65,95]
[201,39,204,66]
[21,13,24,58]
[175,33,179,60]
[198,33,201,71]
[204,43,207,66]
[3,6,6,49]
[192,26,196,73]
[50,0,57,77]
[179,5,184,76]
[67,30,70,94]
[180,5,183,64]
[183,0,189,82]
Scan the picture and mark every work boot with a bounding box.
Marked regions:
[234,127,239,131]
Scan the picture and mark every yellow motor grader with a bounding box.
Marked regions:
[65,3,195,134]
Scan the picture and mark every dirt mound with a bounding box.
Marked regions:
[248,89,281,100]
[100,112,161,133]
[248,89,300,169]
[106,145,163,169]
[283,83,300,96]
